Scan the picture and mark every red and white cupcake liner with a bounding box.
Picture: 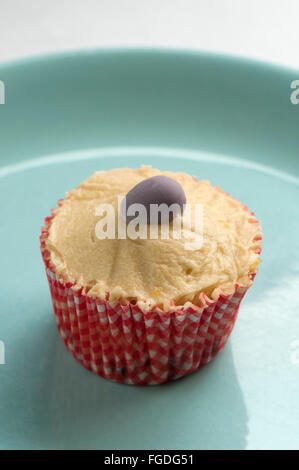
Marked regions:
[40,198,261,385]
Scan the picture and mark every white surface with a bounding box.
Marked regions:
[0,0,299,68]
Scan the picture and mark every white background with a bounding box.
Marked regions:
[0,0,298,68]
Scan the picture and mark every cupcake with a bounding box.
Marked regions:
[40,166,262,385]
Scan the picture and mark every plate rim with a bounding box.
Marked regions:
[1,46,299,76]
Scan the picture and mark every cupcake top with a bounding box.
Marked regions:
[46,166,262,310]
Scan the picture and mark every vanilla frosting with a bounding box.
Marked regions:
[46,166,262,310]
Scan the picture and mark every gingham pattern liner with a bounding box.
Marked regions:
[40,197,260,385]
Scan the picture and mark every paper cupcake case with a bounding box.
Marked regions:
[40,200,261,385]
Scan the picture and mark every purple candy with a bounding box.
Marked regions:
[120,175,186,224]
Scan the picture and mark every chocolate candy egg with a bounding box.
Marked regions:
[120,175,186,224]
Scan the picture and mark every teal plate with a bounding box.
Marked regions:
[1,49,299,450]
